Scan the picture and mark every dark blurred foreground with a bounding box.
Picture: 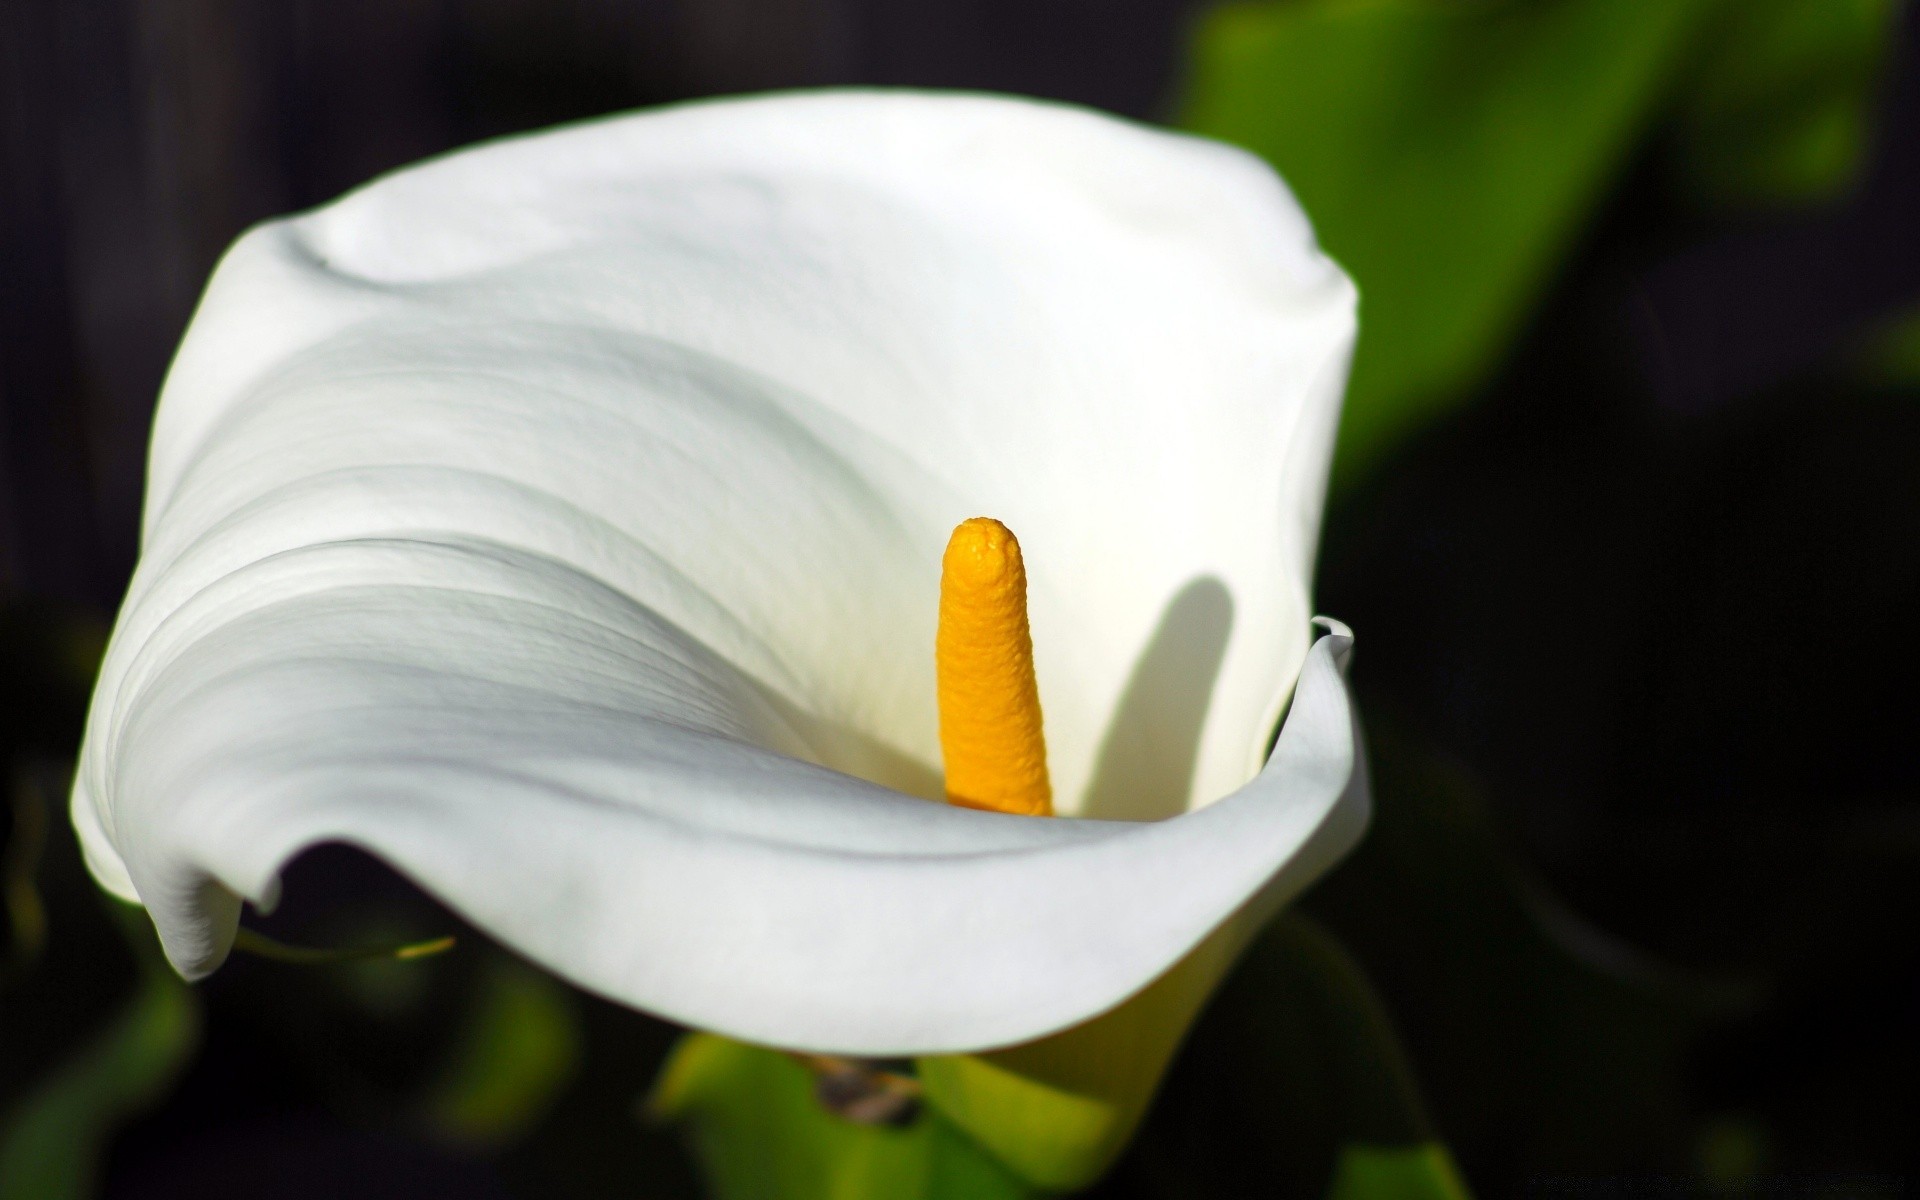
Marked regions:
[4,2,1920,1196]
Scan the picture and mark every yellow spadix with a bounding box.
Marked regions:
[936,517,1052,817]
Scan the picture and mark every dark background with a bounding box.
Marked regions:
[3,1,1919,1196]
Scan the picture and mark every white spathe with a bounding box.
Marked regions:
[73,90,1363,1055]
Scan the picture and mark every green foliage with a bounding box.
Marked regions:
[0,603,195,1200]
[1674,0,1900,206]
[1300,713,1721,1175]
[1325,1143,1470,1200]
[0,600,190,1199]
[1854,303,1920,386]
[651,911,1477,1198]
[650,1034,1033,1200]
[1255,915,1437,1150]
[0,906,200,1200]
[1,784,48,981]
[915,923,1239,1191]
[1079,911,1472,1199]
[1182,0,1715,483]
[651,911,1478,1198]
[420,956,581,1146]
[1179,0,1900,485]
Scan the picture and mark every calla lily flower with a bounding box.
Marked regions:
[71,91,1364,1061]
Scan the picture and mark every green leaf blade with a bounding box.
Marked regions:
[1326,1142,1472,1200]
[1179,0,1899,483]
[1182,0,1715,483]
[0,916,200,1200]
[651,1034,1032,1200]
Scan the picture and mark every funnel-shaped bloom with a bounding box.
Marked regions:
[73,91,1362,1056]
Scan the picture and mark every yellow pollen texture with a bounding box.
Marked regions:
[936,517,1053,817]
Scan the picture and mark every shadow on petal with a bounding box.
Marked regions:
[1079,577,1234,821]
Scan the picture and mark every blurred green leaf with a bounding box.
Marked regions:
[1082,912,1471,1199]
[1692,1114,1769,1191]
[1325,1143,1470,1200]
[916,923,1239,1192]
[0,905,200,1200]
[2,779,49,978]
[1853,302,1920,386]
[1674,0,1898,207]
[1257,915,1440,1150]
[1182,0,1716,483]
[659,915,1472,1200]
[495,989,703,1200]
[651,1034,1033,1200]
[1179,0,1899,485]
[421,956,581,1147]
[1300,711,1709,1176]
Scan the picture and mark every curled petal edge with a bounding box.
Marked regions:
[79,618,1363,1057]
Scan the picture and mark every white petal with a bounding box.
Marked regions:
[76,91,1361,1052]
